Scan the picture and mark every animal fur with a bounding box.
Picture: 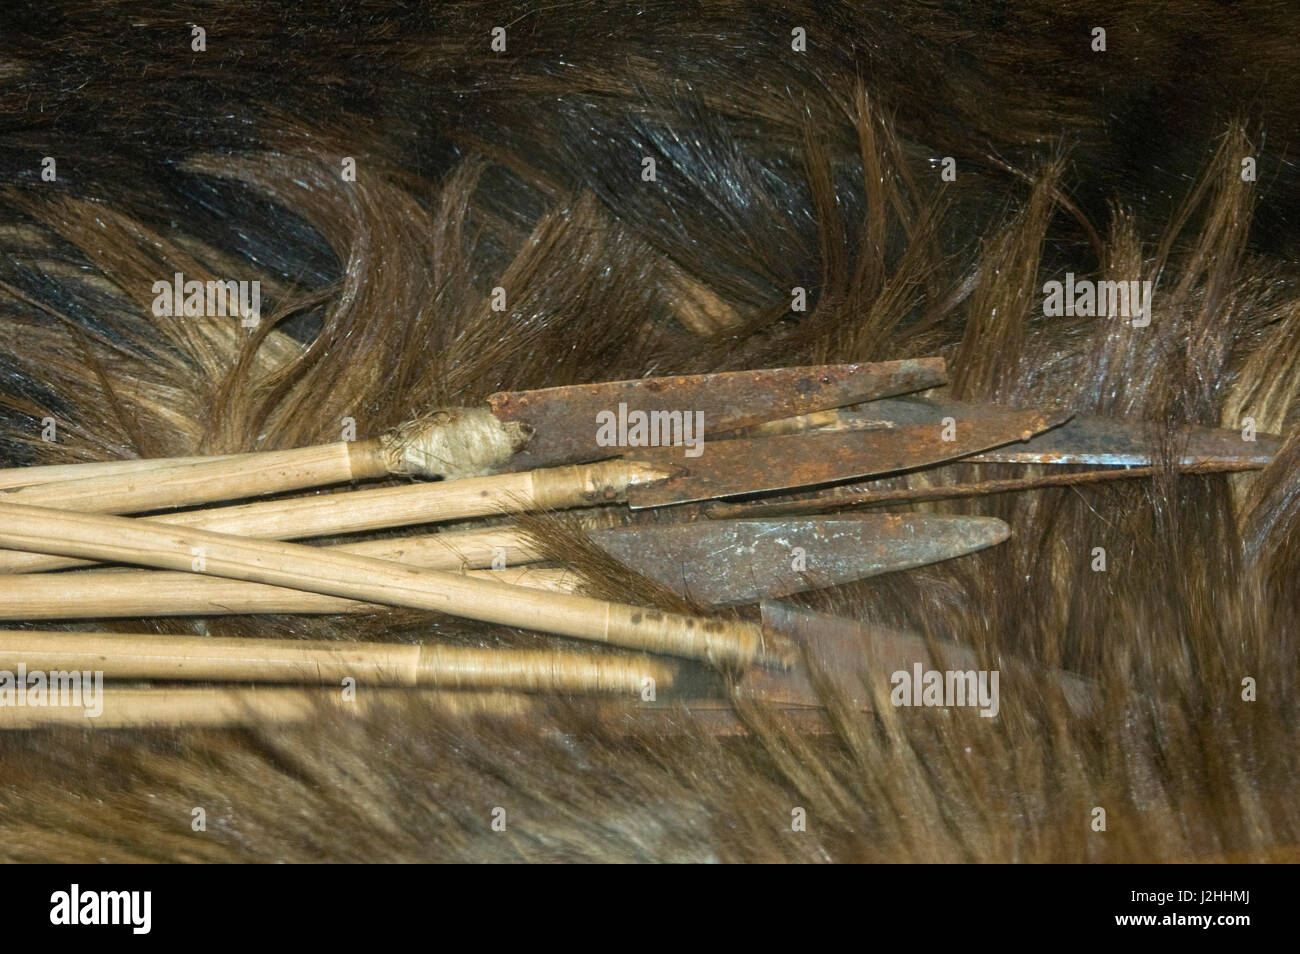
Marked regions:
[0,0,1297,862]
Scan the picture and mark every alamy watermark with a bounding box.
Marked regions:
[1043,272,1152,327]
[890,663,1000,718]
[595,404,705,457]
[0,665,104,718]
[151,271,261,326]
[50,884,151,934]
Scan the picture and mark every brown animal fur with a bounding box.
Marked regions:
[0,1,1296,862]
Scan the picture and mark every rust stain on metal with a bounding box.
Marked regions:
[838,397,1277,467]
[589,515,1008,606]
[623,405,1071,509]
[486,358,946,471]
[705,460,1263,519]
[968,415,1279,467]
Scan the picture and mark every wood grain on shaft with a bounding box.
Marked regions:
[2,441,387,515]
[0,458,669,574]
[337,525,539,567]
[0,453,244,490]
[0,565,578,619]
[0,502,772,667]
[0,524,545,619]
[0,631,673,691]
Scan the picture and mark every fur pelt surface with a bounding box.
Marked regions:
[0,0,1297,863]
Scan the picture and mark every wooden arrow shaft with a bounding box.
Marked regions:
[2,440,389,514]
[0,524,548,619]
[0,453,245,491]
[0,502,777,668]
[0,630,672,691]
[0,566,579,619]
[0,458,669,574]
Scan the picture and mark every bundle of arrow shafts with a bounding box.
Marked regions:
[0,358,1277,730]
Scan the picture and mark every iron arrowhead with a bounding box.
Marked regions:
[588,515,1009,606]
